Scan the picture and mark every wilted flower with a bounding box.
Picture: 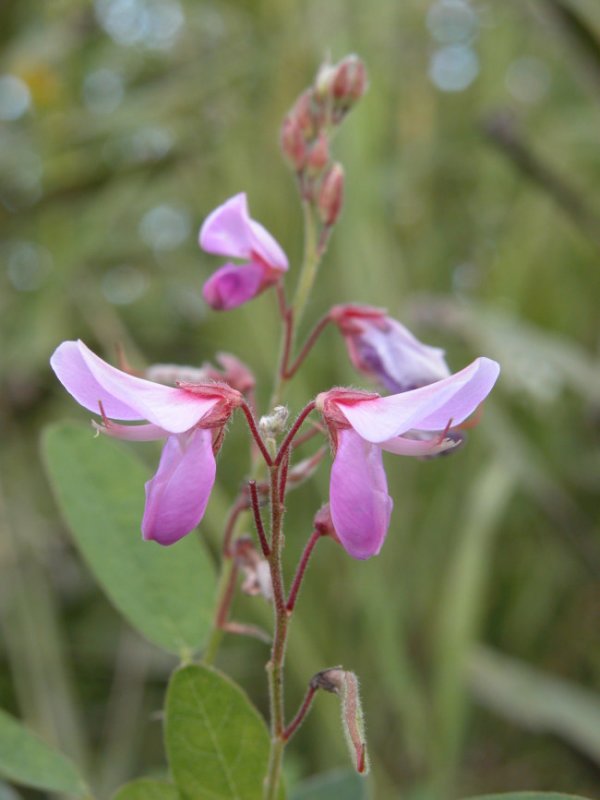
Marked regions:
[50,340,241,544]
[330,304,451,392]
[199,193,288,310]
[316,357,500,559]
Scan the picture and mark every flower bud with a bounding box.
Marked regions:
[317,163,345,226]
[306,132,329,174]
[332,55,368,103]
[280,115,307,171]
[314,60,337,99]
[310,668,369,774]
[259,405,289,439]
[291,89,316,139]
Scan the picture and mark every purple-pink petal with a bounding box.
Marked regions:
[338,357,500,443]
[202,261,264,310]
[330,428,393,560]
[142,428,216,545]
[51,341,218,434]
[199,193,288,271]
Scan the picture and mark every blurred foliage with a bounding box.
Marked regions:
[0,0,599,798]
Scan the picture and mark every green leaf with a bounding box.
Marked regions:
[469,646,600,765]
[113,778,181,799]
[0,708,87,795]
[166,664,276,800]
[42,423,217,656]
[291,769,367,800]
[465,794,594,800]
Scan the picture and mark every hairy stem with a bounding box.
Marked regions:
[264,464,288,800]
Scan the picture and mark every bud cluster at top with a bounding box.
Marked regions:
[280,55,368,225]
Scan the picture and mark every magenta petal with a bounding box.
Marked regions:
[51,341,217,433]
[199,193,288,271]
[330,428,393,559]
[338,357,500,442]
[202,261,264,310]
[142,428,216,545]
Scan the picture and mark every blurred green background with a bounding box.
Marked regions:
[1,0,599,797]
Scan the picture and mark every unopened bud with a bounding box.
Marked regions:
[314,60,337,99]
[291,89,316,138]
[332,55,368,103]
[310,668,369,774]
[306,132,329,174]
[259,405,289,439]
[317,163,345,226]
[281,115,307,171]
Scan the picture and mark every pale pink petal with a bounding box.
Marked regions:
[199,193,288,271]
[142,428,216,545]
[338,357,500,443]
[202,262,264,310]
[51,341,217,433]
[330,428,393,559]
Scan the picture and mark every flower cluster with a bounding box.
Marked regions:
[50,190,499,556]
[49,55,500,795]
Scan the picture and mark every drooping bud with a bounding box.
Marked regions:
[317,163,345,226]
[310,668,369,774]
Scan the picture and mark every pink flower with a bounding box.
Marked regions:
[50,340,242,545]
[199,193,288,310]
[330,304,450,393]
[316,357,500,559]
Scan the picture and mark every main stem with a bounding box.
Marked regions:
[269,200,320,409]
[264,464,289,800]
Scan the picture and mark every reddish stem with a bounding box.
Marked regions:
[286,529,322,613]
[278,450,290,505]
[282,314,331,379]
[275,401,317,466]
[240,400,273,466]
[283,685,317,742]
[249,480,271,557]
